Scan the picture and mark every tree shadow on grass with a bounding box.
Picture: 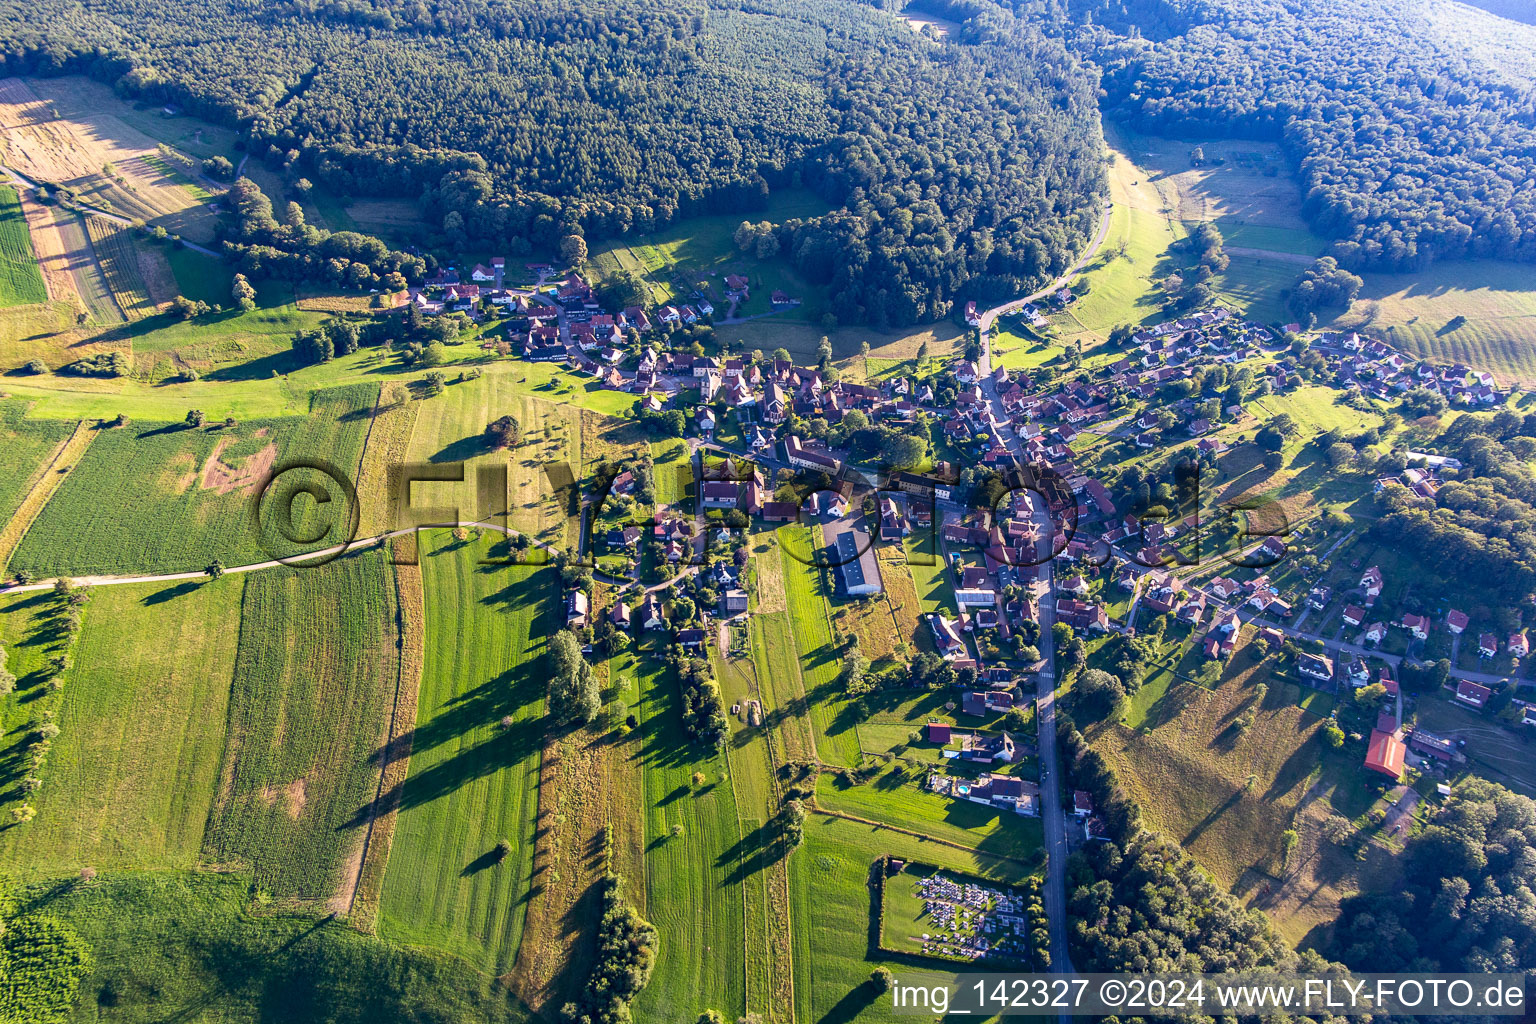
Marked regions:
[142,580,201,605]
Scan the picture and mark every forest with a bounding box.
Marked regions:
[0,0,1107,326]
[1372,408,1536,605]
[1332,778,1536,972]
[953,0,1536,273]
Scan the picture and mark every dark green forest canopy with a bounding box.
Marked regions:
[0,0,1108,326]
[977,0,1536,272]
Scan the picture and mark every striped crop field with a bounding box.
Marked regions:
[376,537,553,974]
[203,551,401,905]
[84,215,155,318]
[0,183,47,307]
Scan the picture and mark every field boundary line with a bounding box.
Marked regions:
[0,418,95,575]
[345,545,424,929]
[808,805,1036,870]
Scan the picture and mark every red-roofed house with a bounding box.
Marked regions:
[1446,609,1469,634]
[1479,633,1499,658]
[1457,680,1492,709]
[926,721,951,744]
[1364,729,1406,780]
[1511,633,1530,658]
[1342,604,1367,628]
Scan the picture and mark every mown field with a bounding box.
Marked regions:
[780,529,862,767]
[1333,259,1536,382]
[203,552,400,905]
[11,382,377,576]
[0,575,243,875]
[404,375,584,549]
[630,645,749,1023]
[85,213,157,319]
[0,182,46,307]
[53,209,121,323]
[377,538,552,974]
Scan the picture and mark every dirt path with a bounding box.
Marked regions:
[343,547,426,927]
[0,419,95,573]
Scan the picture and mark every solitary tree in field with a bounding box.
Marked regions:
[185,409,205,428]
[205,559,224,582]
[485,414,522,450]
[231,273,257,311]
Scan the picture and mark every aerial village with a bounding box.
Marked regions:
[412,261,1528,835]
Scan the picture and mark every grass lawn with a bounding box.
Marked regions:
[630,646,749,1023]
[815,765,1044,867]
[906,533,955,617]
[0,183,47,307]
[780,529,862,766]
[12,382,377,576]
[378,536,554,974]
[203,553,400,905]
[0,576,243,876]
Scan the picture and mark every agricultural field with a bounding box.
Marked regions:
[377,539,553,974]
[10,382,378,577]
[0,183,47,307]
[0,575,243,875]
[203,552,400,906]
[1088,644,1400,946]
[0,400,77,539]
[0,77,221,244]
[84,213,172,319]
[630,646,750,1023]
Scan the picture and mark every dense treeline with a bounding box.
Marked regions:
[1000,0,1536,273]
[667,648,728,749]
[0,0,1106,326]
[1333,778,1536,971]
[1372,408,1536,604]
[224,178,427,288]
[567,872,657,1024]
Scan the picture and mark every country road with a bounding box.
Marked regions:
[977,199,1115,346]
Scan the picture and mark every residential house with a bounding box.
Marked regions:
[566,590,589,629]
[1456,680,1492,709]
[1297,652,1334,682]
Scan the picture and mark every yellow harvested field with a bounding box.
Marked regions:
[16,188,82,312]
[0,77,220,244]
